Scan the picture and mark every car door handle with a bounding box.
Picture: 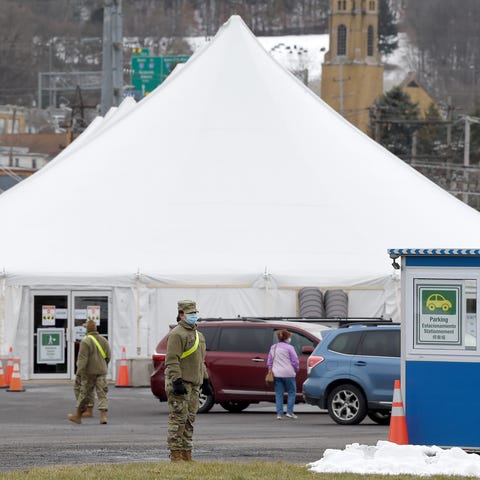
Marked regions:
[354,361,367,366]
[251,358,265,362]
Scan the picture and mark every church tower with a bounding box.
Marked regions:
[321,0,384,133]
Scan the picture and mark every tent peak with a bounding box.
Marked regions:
[218,14,251,35]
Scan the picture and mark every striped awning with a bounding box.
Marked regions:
[388,249,480,256]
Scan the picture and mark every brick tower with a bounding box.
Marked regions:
[321,0,384,133]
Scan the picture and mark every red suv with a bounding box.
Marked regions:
[150,319,330,413]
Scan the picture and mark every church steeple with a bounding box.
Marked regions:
[321,0,384,132]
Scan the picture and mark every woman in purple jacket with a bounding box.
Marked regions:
[267,329,300,419]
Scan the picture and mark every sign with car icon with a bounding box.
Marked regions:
[425,293,453,313]
[416,284,461,346]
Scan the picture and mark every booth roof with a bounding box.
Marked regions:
[0,16,479,285]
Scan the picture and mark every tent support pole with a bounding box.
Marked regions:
[0,270,5,355]
[135,269,141,356]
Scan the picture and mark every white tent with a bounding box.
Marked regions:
[1,16,479,378]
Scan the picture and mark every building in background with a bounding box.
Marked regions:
[321,0,384,133]
[0,133,66,192]
[399,71,438,117]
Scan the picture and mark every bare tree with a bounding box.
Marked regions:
[405,0,480,113]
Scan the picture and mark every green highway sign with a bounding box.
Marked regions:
[131,55,190,96]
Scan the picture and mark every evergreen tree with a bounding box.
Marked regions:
[416,103,445,159]
[371,86,419,157]
[378,0,398,56]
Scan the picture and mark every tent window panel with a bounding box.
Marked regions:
[367,26,374,56]
[337,24,347,56]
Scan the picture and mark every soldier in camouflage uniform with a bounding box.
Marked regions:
[67,319,111,425]
[165,300,211,462]
[73,372,95,417]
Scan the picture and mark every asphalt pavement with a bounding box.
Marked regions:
[0,381,389,472]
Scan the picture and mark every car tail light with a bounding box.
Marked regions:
[152,353,166,363]
[307,355,324,374]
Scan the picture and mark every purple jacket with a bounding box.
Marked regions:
[267,341,299,378]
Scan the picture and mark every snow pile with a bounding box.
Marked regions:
[309,441,480,477]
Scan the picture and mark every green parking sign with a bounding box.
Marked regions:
[415,283,461,346]
[421,289,456,315]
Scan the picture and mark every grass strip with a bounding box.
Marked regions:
[0,461,474,480]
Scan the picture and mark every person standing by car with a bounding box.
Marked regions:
[267,329,299,419]
[165,300,211,462]
[67,319,111,425]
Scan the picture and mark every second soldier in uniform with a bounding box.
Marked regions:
[165,300,211,461]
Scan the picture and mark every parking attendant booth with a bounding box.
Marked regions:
[389,248,480,448]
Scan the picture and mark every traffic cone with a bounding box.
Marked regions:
[115,346,130,387]
[0,360,7,388]
[388,379,408,444]
[5,346,13,386]
[7,358,25,392]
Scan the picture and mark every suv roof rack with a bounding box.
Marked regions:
[339,320,400,328]
[197,316,393,325]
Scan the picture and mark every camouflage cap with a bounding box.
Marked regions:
[177,300,197,314]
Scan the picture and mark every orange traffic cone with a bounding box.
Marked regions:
[0,360,7,388]
[388,379,408,444]
[7,358,25,392]
[5,346,13,386]
[115,346,130,387]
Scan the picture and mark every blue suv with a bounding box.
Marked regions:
[302,324,400,425]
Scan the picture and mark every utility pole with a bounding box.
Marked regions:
[462,115,480,167]
[460,115,480,205]
[101,0,123,115]
[446,96,453,148]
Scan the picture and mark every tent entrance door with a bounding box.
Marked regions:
[72,292,110,379]
[31,291,110,380]
[32,293,70,379]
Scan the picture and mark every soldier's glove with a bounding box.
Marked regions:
[201,378,213,396]
[172,378,187,395]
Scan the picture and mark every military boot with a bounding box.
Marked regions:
[99,409,108,424]
[82,406,94,417]
[67,407,83,424]
[181,450,193,461]
[170,450,183,462]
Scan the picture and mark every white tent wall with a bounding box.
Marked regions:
[143,273,399,357]
[1,276,397,379]
[0,285,24,360]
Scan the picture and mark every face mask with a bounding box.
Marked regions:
[285,338,291,343]
[185,313,198,325]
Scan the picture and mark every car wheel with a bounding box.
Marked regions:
[198,392,214,413]
[219,401,250,413]
[367,410,391,425]
[327,384,367,425]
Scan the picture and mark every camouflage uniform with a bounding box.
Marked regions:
[76,325,111,411]
[74,374,94,410]
[165,300,208,459]
[68,319,111,424]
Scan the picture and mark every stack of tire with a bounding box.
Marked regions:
[298,287,326,318]
[324,289,348,318]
